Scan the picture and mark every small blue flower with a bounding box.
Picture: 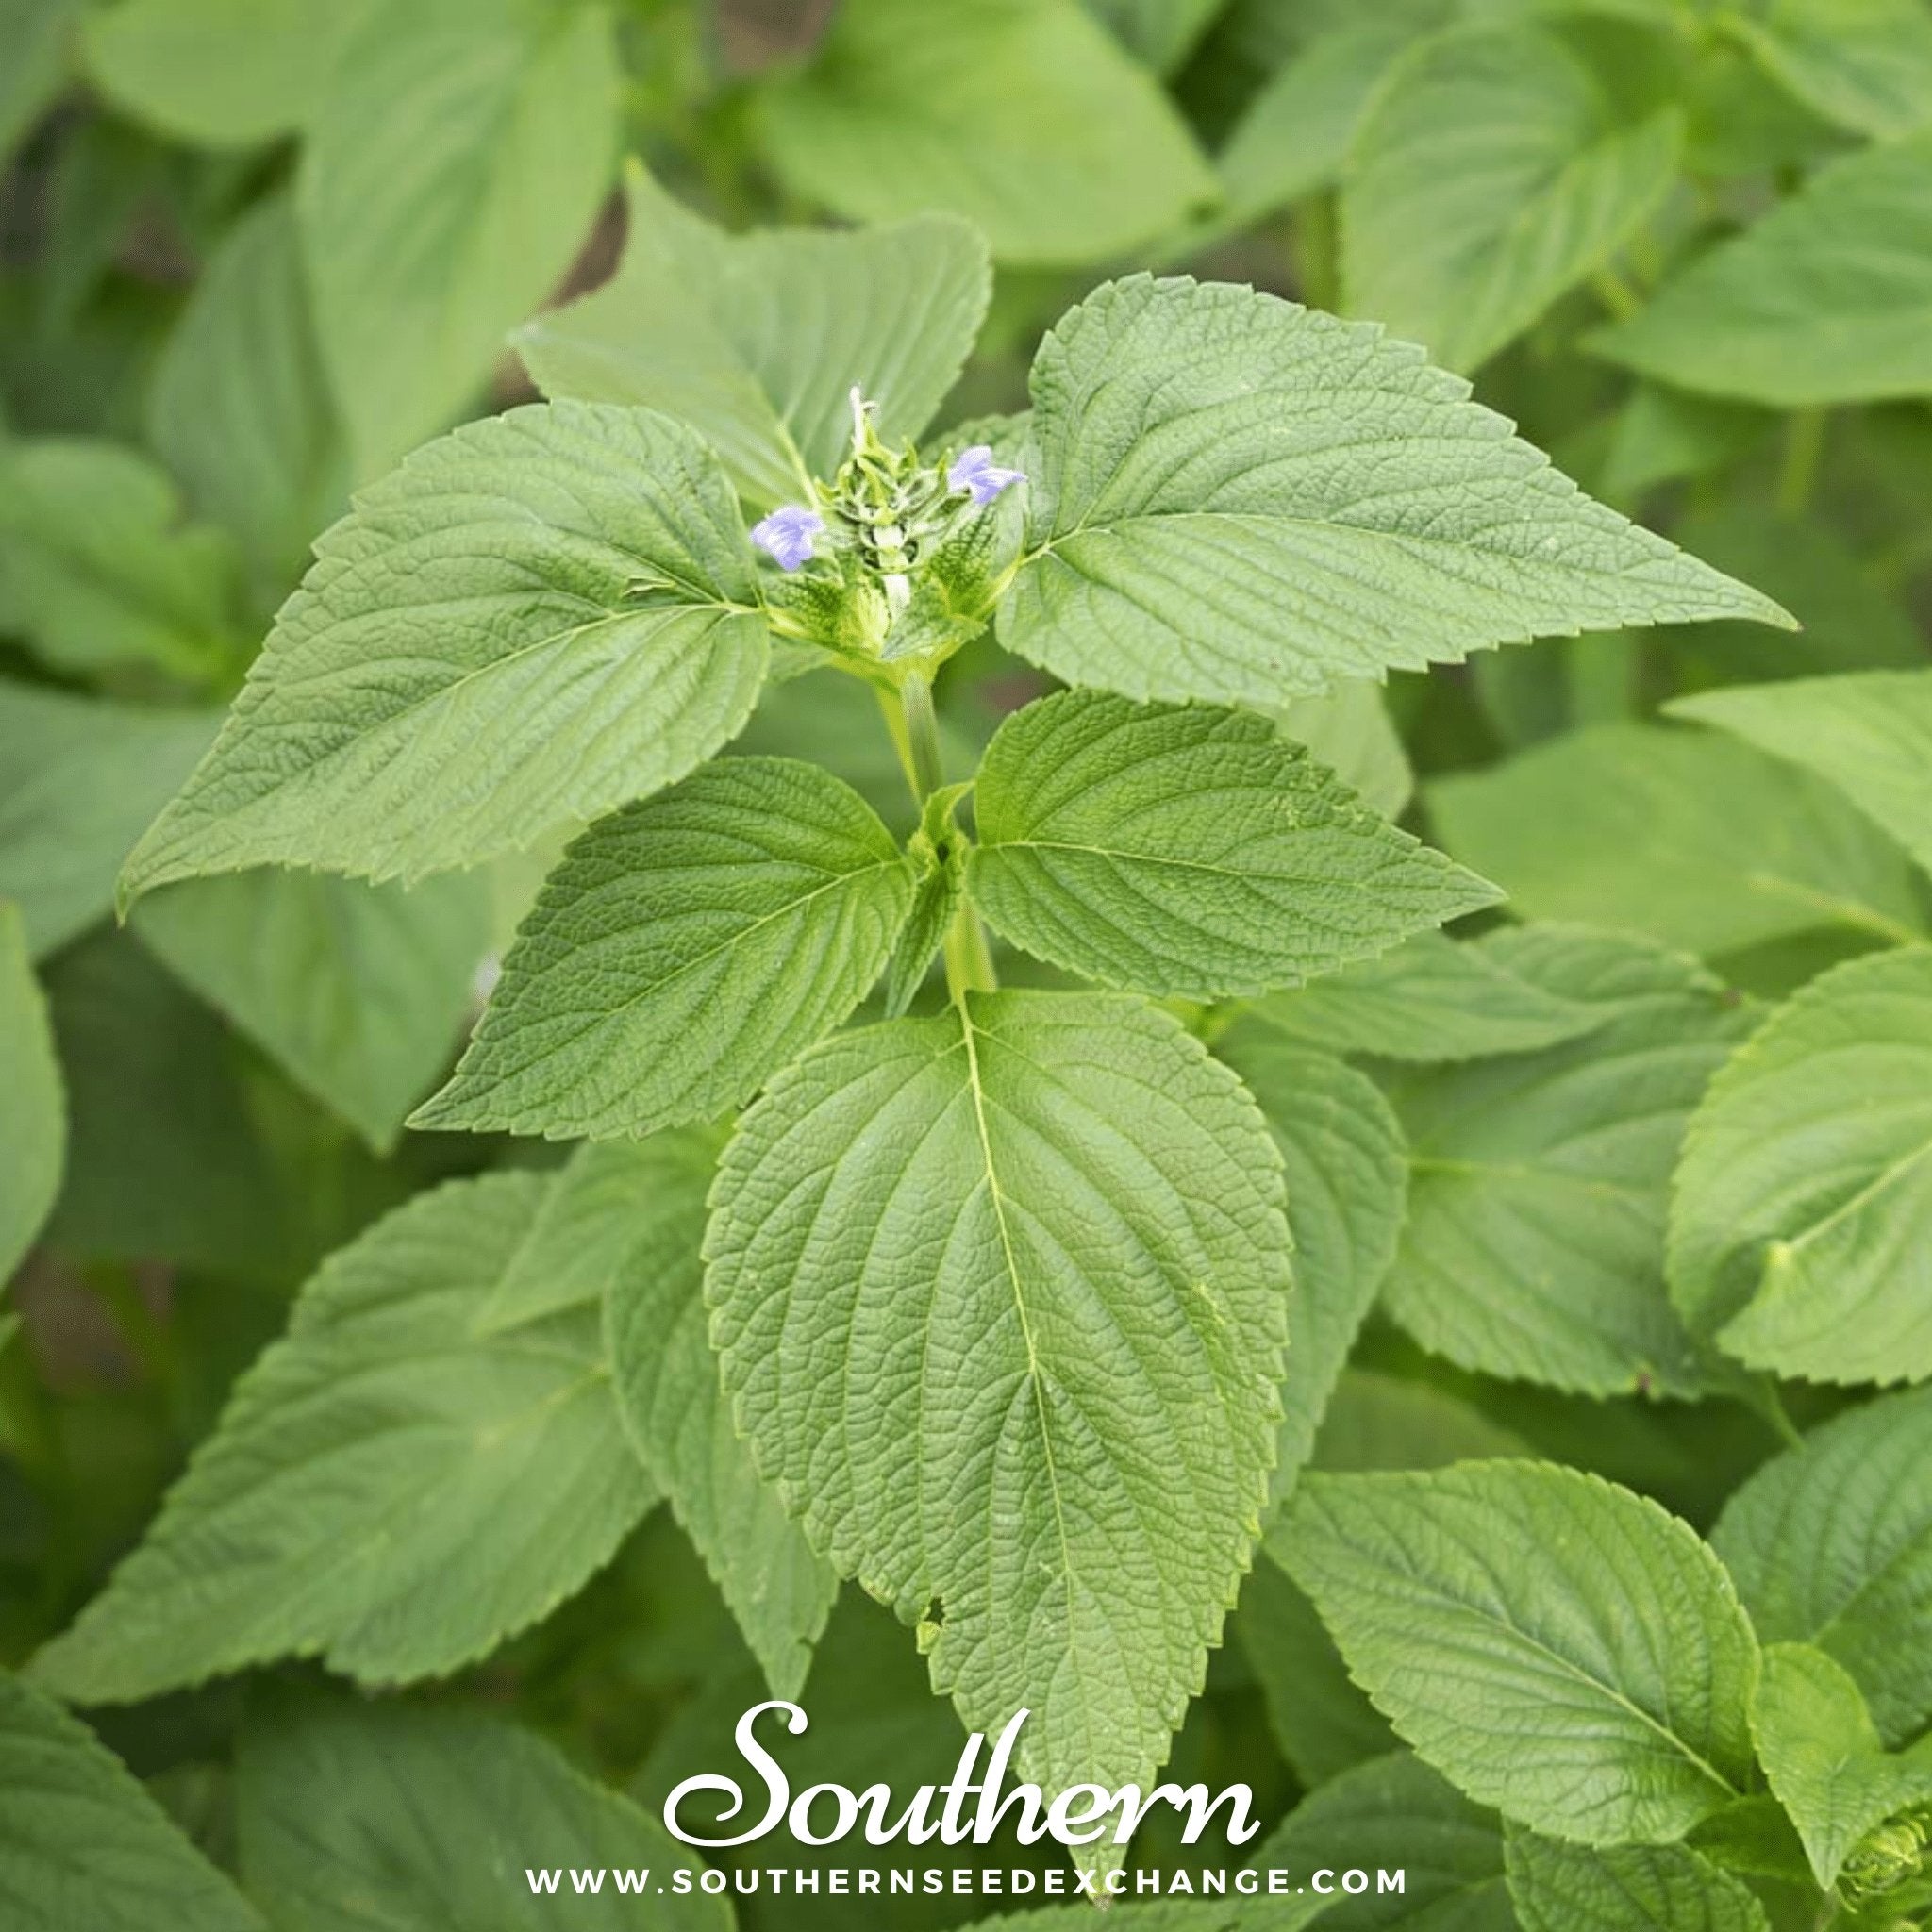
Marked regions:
[750,505,824,571]
[948,445,1024,507]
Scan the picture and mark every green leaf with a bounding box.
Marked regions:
[1281,1461,1760,1842]
[1083,0,1224,73]
[1002,276,1788,709]
[1670,946,1932,1386]
[1216,1025,1409,1504]
[603,1131,837,1701]
[1591,130,1932,407]
[1726,0,1932,141]
[1711,1387,1932,1745]
[1250,1374,1530,1789]
[1218,16,1441,224]
[1748,1642,1932,1891]
[1429,724,1924,958]
[0,438,243,681]
[1276,679,1415,823]
[0,684,217,958]
[238,1687,726,1932]
[297,0,620,475]
[1,0,78,168]
[416,758,912,1141]
[1259,1751,1513,1932]
[1506,1826,1772,1932]
[516,159,990,509]
[0,902,63,1285]
[131,867,491,1152]
[882,780,970,1018]
[147,193,347,613]
[1311,1369,1535,1476]
[707,991,1291,1815]
[1379,926,1755,1397]
[1342,24,1683,374]
[755,0,1217,265]
[1670,672,1932,882]
[1249,928,1607,1063]
[119,402,769,899]
[27,1171,656,1703]
[1240,1557,1399,1790]
[1600,386,1777,502]
[0,1669,265,1932]
[967,690,1498,1000]
[83,0,343,146]
[41,929,297,1278]
[1650,506,1928,691]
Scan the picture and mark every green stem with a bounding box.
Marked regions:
[1591,264,1641,321]
[1293,192,1339,313]
[899,675,997,1003]
[1778,408,1828,516]
[900,673,948,801]
[1754,1377,1805,1452]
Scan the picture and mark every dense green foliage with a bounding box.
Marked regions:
[4,3,1932,1929]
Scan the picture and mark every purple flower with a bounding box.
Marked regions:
[750,505,824,571]
[948,445,1024,507]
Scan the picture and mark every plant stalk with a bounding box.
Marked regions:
[1778,408,1828,516]
[899,674,997,1003]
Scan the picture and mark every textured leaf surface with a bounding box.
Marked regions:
[1593,131,1932,406]
[756,0,1217,264]
[1217,1025,1408,1505]
[1251,1375,1529,1787]
[1507,1828,1771,1932]
[1282,1462,1760,1843]
[1671,672,1932,881]
[518,160,989,508]
[147,193,347,610]
[1748,1642,1932,1890]
[1711,1387,1932,1744]
[707,991,1291,1807]
[1430,724,1924,957]
[1241,1557,1398,1790]
[0,904,63,1284]
[969,691,1496,999]
[27,1173,656,1702]
[83,0,340,145]
[239,1690,724,1932]
[298,0,619,473]
[1669,946,1932,1385]
[0,438,242,680]
[1250,928,1607,1063]
[0,1670,264,1932]
[0,686,216,958]
[120,403,768,897]
[418,758,911,1141]
[133,867,490,1152]
[1381,927,1754,1397]
[604,1131,836,1700]
[1343,24,1682,373]
[1002,277,1787,708]
[1260,1752,1513,1932]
